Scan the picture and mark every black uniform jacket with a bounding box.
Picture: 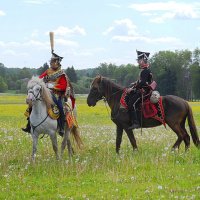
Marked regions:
[137,68,153,89]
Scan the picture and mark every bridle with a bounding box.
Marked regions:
[27,84,49,134]
[90,80,123,116]
[27,85,42,101]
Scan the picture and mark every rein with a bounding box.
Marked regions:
[28,88,42,101]
[31,114,49,133]
[103,97,110,117]
[106,89,122,102]
[102,85,123,117]
[28,85,49,134]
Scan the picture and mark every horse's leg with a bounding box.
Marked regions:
[182,127,190,151]
[61,128,73,159]
[61,130,67,158]
[49,132,59,160]
[180,120,190,151]
[167,123,183,151]
[124,129,138,151]
[116,125,123,154]
[31,133,38,162]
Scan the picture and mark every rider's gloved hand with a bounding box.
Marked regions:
[46,83,54,89]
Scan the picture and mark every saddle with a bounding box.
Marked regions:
[24,105,60,120]
[120,89,166,127]
[47,104,59,120]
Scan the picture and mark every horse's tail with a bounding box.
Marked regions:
[71,126,83,150]
[187,104,200,148]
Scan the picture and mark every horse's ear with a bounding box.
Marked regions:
[96,74,102,83]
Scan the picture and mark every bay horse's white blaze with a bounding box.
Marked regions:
[26,76,82,161]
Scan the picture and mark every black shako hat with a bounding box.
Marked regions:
[51,51,63,62]
[136,50,150,61]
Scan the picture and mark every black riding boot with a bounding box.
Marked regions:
[57,116,65,137]
[128,110,140,129]
[22,118,31,133]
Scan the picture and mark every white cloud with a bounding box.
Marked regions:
[0,10,6,16]
[103,18,138,36]
[129,1,200,23]
[23,0,53,4]
[150,12,175,23]
[53,26,86,37]
[24,40,48,48]
[107,3,121,8]
[56,38,79,47]
[0,41,21,48]
[111,35,180,44]
[72,47,106,57]
[2,50,29,57]
[0,38,78,50]
[103,27,114,35]
[103,18,181,45]
[31,30,39,38]
[2,50,16,56]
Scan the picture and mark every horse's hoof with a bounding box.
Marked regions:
[22,128,31,133]
[171,147,179,153]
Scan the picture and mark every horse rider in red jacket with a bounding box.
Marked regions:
[22,51,75,136]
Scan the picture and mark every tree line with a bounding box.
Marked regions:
[0,48,200,100]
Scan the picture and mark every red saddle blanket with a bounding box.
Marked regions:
[142,98,166,127]
[120,89,128,109]
[120,90,166,127]
[143,100,157,118]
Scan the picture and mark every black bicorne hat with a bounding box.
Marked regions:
[51,51,63,62]
[136,50,150,61]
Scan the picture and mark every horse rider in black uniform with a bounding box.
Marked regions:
[127,50,153,129]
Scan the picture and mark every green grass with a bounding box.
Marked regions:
[0,95,200,199]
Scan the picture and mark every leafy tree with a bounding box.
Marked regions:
[0,48,200,98]
[0,76,8,92]
[37,62,49,75]
[192,48,200,65]
[158,69,177,95]
[18,68,32,79]
[66,66,77,83]
[190,63,200,99]
[0,63,6,78]
[150,49,195,99]
[72,82,89,94]
[20,80,28,93]
[77,76,93,90]
[175,50,192,98]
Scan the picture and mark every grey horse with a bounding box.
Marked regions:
[26,77,82,161]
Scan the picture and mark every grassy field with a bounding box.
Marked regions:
[0,95,200,199]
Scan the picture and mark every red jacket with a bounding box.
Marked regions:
[39,68,68,92]
[39,68,76,109]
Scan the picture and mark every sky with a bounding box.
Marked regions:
[1,0,200,69]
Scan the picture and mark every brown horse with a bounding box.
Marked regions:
[87,75,200,153]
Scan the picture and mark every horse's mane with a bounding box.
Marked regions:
[101,76,124,91]
[28,76,54,108]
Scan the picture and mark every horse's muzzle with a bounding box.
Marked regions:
[87,99,96,107]
[26,98,33,105]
